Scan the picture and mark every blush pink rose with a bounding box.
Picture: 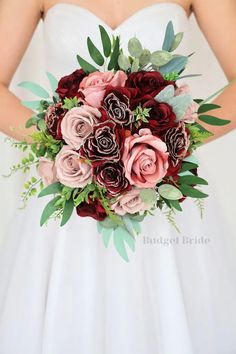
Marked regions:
[122,128,169,188]
[61,105,101,149]
[111,188,153,216]
[38,158,58,187]
[174,83,190,96]
[79,70,127,108]
[55,145,92,188]
[181,101,199,123]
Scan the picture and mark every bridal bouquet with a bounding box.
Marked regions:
[7,22,230,260]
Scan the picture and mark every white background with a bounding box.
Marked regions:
[0,16,235,242]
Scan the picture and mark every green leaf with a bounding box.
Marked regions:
[40,196,61,226]
[183,154,199,165]
[179,184,208,199]
[169,199,183,211]
[151,50,173,66]
[198,114,231,126]
[76,55,97,73]
[170,32,184,51]
[139,49,151,66]
[100,216,120,229]
[197,103,221,114]
[38,182,63,198]
[37,119,47,131]
[25,116,38,128]
[21,100,42,110]
[113,227,129,262]
[60,199,74,226]
[159,56,188,74]
[140,189,156,205]
[122,215,139,238]
[46,72,58,94]
[99,25,111,57]
[128,37,143,57]
[87,37,104,66]
[180,162,198,173]
[108,36,120,70]
[118,53,131,71]
[158,184,183,200]
[18,81,49,99]
[178,175,208,185]
[162,21,175,51]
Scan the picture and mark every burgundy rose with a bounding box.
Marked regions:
[45,102,66,140]
[102,86,133,126]
[125,71,175,98]
[164,122,190,170]
[95,161,130,196]
[131,95,176,133]
[56,69,87,99]
[81,120,124,166]
[76,198,107,221]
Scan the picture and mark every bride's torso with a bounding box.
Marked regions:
[43,2,190,76]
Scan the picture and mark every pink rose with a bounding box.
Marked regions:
[122,129,169,188]
[61,105,101,149]
[55,145,92,188]
[181,101,199,123]
[174,83,190,96]
[111,188,153,216]
[38,158,58,187]
[79,70,127,108]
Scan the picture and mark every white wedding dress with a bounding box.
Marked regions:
[0,3,236,354]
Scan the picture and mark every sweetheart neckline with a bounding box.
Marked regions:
[43,2,190,31]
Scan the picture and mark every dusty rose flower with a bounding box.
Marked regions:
[61,105,101,149]
[181,101,199,123]
[79,70,127,108]
[38,158,58,187]
[122,128,169,188]
[111,188,154,216]
[174,83,190,96]
[55,145,92,188]
[164,122,190,167]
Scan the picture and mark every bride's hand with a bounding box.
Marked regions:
[192,0,236,141]
[0,0,42,140]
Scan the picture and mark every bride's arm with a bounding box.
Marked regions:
[192,0,236,141]
[0,0,42,140]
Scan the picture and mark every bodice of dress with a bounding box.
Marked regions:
[43,2,190,76]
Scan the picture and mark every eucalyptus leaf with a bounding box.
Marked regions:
[38,182,63,198]
[128,37,143,57]
[168,94,193,120]
[77,54,97,73]
[122,215,138,238]
[139,49,151,66]
[155,85,175,103]
[100,216,120,229]
[162,21,175,51]
[131,58,140,73]
[101,227,113,247]
[170,32,184,51]
[151,50,173,67]
[118,53,131,71]
[198,115,231,126]
[183,154,199,165]
[178,170,194,177]
[140,189,156,205]
[40,196,61,226]
[158,184,183,200]
[46,72,58,94]
[113,227,129,262]
[21,100,42,110]
[159,56,188,74]
[99,25,112,57]
[61,199,74,226]
[87,37,104,66]
[18,81,49,99]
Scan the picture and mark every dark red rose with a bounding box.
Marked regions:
[164,122,190,169]
[45,102,66,140]
[94,161,130,196]
[131,95,176,133]
[76,198,107,221]
[81,120,124,167]
[125,71,175,98]
[56,69,86,99]
[102,86,134,126]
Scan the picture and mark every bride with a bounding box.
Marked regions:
[0,0,236,353]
